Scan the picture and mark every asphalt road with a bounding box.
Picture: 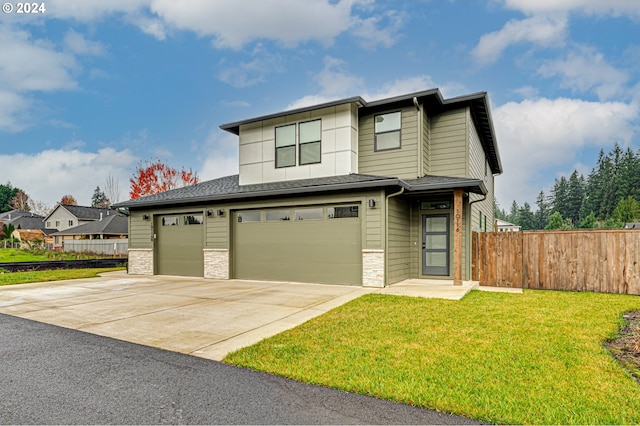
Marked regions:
[0,313,482,425]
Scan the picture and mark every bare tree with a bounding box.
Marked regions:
[105,174,121,204]
[28,199,52,217]
[9,190,30,211]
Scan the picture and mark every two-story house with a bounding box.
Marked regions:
[44,204,121,249]
[116,89,502,287]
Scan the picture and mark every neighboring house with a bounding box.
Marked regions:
[11,229,46,249]
[51,213,128,242]
[496,219,521,232]
[44,205,120,249]
[116,89,502,287]
[0,210,57,244]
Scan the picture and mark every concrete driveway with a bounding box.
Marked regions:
[0,271,374,361]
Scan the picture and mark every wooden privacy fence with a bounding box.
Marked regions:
[472,229,640,295]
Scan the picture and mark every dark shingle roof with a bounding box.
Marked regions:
[59,205,117,220]
[114,173,487,209]
[0,210,42,221]
[52,214,128,236]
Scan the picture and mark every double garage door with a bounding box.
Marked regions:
[155,204,362,285]
[232,204,362,285]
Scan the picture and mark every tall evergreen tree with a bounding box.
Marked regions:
[519,202,536,230]
[566,170,585,224]
[534,191,549,230]
[91,186,111,208]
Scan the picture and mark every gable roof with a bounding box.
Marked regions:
[12,229,45,241]
[114,173,486,210]
[0,209,41,221]
[52,214,128,236]
[4,215,49,231]
[44,204,117,222]
[220,88,502,175]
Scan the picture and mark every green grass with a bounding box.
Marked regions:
[224,290,640,425]
[0,268,124,286]
[0,248,110,262]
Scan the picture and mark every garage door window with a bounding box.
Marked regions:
[162,216,179,226]
[184,214,203,225]
[295,207,323,221]
[328,205,359,219]
[266,209,291,221]
[237,211,261,223]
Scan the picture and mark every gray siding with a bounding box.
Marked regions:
[468,118,495,233]
[129,212,153,249]
[428,108,468,177]
[358,106,419,179]
[387,196,411,284]
[422,108,430,177]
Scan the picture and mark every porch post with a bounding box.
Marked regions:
[453,188,463,285]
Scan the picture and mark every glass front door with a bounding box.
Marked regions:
[422,214,450,276]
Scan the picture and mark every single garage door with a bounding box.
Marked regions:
[233,204,362,285]
[155,213,204,277]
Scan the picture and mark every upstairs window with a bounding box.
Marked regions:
[374,111,401,151]
[299,119,321,165]
[275,124,296,168]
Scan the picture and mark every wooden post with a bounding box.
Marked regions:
[453,188,463,285]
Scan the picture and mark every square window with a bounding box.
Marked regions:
[299,120,321,165]
[68,220,73,226]
[374,111,401,151]
[275,124,296,168]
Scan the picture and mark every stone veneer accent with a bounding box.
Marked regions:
[204,249,229,279]
[362,249,385,288]
[128,248,153,275]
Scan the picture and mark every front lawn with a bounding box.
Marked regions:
[224,290,640,425]
[0,248,104,262]
[0,268,125,286]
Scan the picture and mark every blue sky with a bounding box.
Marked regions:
[1,0,639,210]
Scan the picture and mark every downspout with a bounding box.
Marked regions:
[384,186,405,286]
[413,97,423,177]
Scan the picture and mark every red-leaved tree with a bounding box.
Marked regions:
[59,195,78,205]
[129,159,199,199]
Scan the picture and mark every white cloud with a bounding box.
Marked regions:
[287,57,462,110]
[149,0,355,49]
[472,15,567,65]
[493,97,639,205]
[498,0,640,17]
[63,29,106,56]
[0,25,78,92]
[0,25,79,131]
[45,0,402,50]
[198,130,239,181]
[537,45,629,100]
[218,44,284,88]
[350,10,404,50]
[0,148,136,206]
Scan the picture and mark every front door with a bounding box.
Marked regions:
[422,214,450,276]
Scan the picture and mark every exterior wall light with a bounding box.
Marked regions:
[368,199,376,208]
[217,209,225,217]
[142,214,150,221]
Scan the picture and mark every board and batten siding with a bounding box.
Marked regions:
[129,212,153,249]
[422,108,430,177]
[387,196,411,284]
[358,106,420,179]
[428,108,468,177]
[468,116,495,232]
